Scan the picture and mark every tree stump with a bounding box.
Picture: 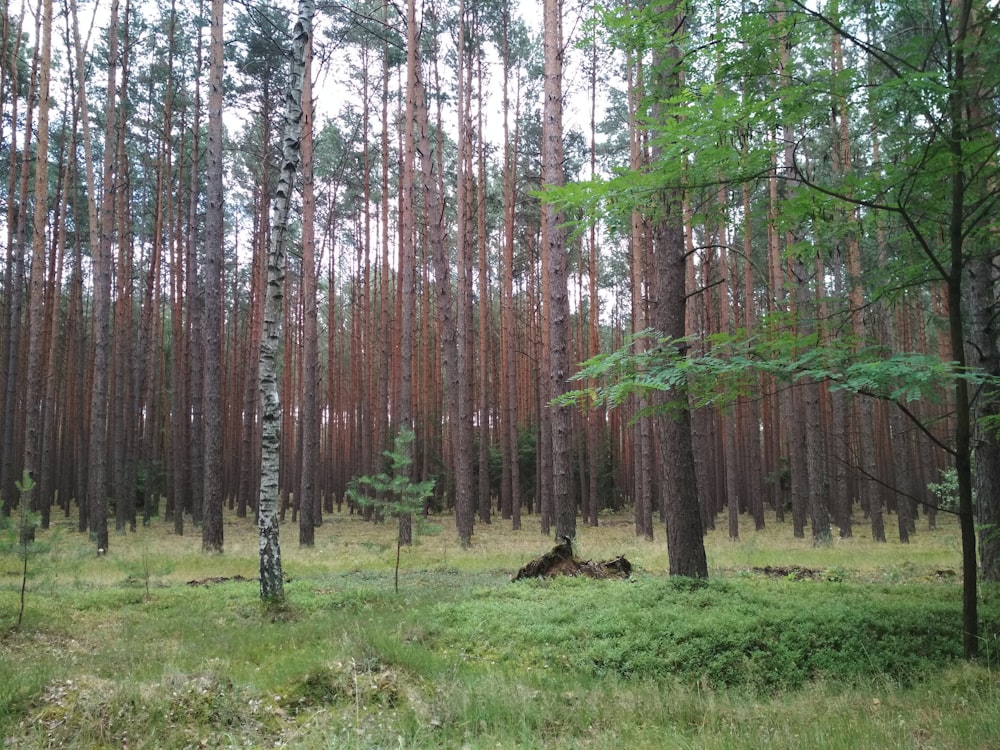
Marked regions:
[513,537,632,581]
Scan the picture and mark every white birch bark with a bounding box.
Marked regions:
[259,0,314,601]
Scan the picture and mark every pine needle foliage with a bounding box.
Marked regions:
[346,428,438,591]
[0,472,47,631]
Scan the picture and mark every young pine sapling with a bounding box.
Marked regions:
[346,428,437,592]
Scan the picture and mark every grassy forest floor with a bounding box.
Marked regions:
[1,508,999,749]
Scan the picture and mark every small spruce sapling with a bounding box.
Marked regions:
[346,428,437,592]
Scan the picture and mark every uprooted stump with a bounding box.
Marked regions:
[513,537,632,581]
[751,565,821,580]
[186,575,251,586]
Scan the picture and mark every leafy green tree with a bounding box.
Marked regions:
[555,0,999,657]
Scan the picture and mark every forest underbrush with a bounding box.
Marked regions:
[1,508,998,749]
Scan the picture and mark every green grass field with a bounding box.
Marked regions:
[2,508,998,749]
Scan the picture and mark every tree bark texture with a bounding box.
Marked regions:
[298,35,318,547]
[650,2,707,578]
[21,0,52,526]
[202,0,225,552]
[258,0,314,602]
[543,0,575,543]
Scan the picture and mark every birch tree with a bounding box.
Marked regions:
[258,0,314,602]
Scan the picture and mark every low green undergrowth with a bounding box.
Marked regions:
[1,511,999,748]
[426,574,975,691]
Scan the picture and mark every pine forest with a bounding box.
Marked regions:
[3,0,1000,651]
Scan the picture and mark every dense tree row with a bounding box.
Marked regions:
[1,0,998,621]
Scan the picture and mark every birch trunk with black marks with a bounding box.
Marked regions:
[258,0,314,602]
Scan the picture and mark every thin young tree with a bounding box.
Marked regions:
[258,0,314,601]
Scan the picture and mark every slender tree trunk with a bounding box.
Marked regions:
[586,29,602,528]
[258,0,314,602]
[765,132,788,524]
[775,9,809,540]
[374,35,391,517]
[21,0,52,526]
[626,55,654,541]
[139,1,173,525]
[60,151,86,520]
[201,0,225,551]
[941,0,978,657]
[396,0,425,547]
[112,10,136,533]
[168,124,187,533]
[84,0,120,553]
[415,13,460,541]
[542,0,575,542]
[2,1,34,517]
[453,0,476,544]
[186,12,205,527]
[500,6,522,529]
[740,181,765,531]
[39,109,71,529]
[716,180,739,541]
[852,6,886,542]
[298,34,319,546]
[826,16,852,539]
[475,40,492,526]
[63,5,93,522]
[793,251,832,545]
[240,212,264,520]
